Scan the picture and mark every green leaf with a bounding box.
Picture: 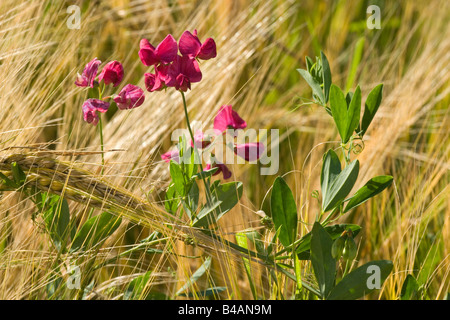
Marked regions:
[194,182,243,227]
[321,51,332,103]
[346,86,361,142]
[361,84,383,136]
[176,257,211,296]
[344,175,393,212]
[124,271,152,300]
[169,161,186,196]
[43,196,71,251]
[327,260,393,300]
[297,68,325,105]
[330,85,361,143]
[11,162,26,187]
[305,56,314,72]
[164,183,179,215]
[178,287,227,298]
[192,166,218,180]
[330,84,348,142]
[70,212,121,252]
[295,223,362,256]
[321,149,342,205]
[270,177,298,247]
[183,180,200,219]
[416,235,443,285]
[310,222,336,297]
[0,171,17,189]
[322,160,360,212]
[236,233,257,299]
[400,275,420,300]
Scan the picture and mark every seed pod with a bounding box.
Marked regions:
[343,237,357,261]
[331,236,346,259]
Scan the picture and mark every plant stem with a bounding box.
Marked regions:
[98,115,105,176]
[180,91,213,218]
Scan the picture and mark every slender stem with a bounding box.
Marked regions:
[180,91,195,149]
[97,85,105,176]
[98,115,105,176]
[180,91,212,219]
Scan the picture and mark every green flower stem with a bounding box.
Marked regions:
[98,115,105,176]
[97,85,105,176]
[180,91,213,218]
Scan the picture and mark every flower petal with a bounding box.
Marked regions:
[161,149,180,163]
[155,34,178,64]
[114,84,145,109]
[198,38,217,60]
[139,39,158,66]
[213,105,247,132]
[98,61,124,87]
[234,142,264,161]
[179,30,202,59]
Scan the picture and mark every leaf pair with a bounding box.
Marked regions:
[297,51,332,106]
[330,83,384,142]
[329,85,361,144]
[193,181,243,227]
[310,222,393,299]
[70,212,121,252]
[321,150,359,212]
[270,177,298,247]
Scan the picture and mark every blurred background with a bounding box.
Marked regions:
[0,0,448,299]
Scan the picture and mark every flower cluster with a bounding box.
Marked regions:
[162,105,264,179]
[140,30,216,92]
[75,58,145,125]
[75,30,263,181]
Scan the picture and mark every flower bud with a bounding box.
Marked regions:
[342,237,357,261]
[113,84,145,110]
[331,236,346,259]
[98,61,124,87]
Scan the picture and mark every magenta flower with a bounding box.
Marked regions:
[161,149,180,163]
[213,105,247,133]
[205,162,232,180]
[82,99,110,125]
[114,84,145,110]
[234,142,264,161]
[179,30,217,60]
[98,61,124,87]
[75,58,101,88]
[144,64,169,92]
[139,35,178,67]
[190,130,211,149]
[164,55,202,92]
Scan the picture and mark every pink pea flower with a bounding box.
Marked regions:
[98,61,124,87]
[179,30,217,60]
[161,149,180,163]
[205,162,232,180]
[234,142,264,161]
[75,58,101,88]
[190,130,211,149]
[213,105,247,133]
[139,35,178,67]
[114,84,145,110]
[164,55,202,92]
[144,64,169,92]
[82,99,110,125]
